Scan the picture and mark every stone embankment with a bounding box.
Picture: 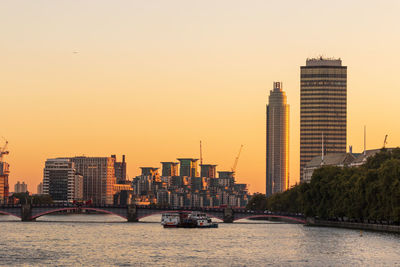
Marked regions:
[306,218,400,233]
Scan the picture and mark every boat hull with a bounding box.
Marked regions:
[197,223,218,228]
[161,212,218,228]
[163,223,218,228]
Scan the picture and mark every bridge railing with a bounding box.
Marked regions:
[0,203,304,218]
[0,204,22,208]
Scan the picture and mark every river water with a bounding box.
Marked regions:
[0,214,399,266]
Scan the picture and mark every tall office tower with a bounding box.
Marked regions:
[111,155,127,184]
[43,158,83,203]
[71,157,116,204]
[14,181,28,193]
[0,162,9,204]
[177,158,199,177]
[161,162,179,176]
[300,57,347,182]
[266,82,290,197]
[200,164,217,178]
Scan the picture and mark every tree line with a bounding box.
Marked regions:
[11,192,53,205]
[247,148,400,223]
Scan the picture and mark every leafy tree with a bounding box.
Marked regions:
[263,149,400,223]
[32,194,53,204]
[246,193,267,210]
[12,192,30,204]
[11,192,53,205]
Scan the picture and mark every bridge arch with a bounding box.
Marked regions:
[0,210,21,219]
[233,215,306,224]
[137,210,224,221]
[31,207,127,220]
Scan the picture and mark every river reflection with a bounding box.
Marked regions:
[0,214,399,266]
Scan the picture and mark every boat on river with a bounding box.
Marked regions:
[161,212,218,228]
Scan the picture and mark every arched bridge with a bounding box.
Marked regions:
[0,204,306,224]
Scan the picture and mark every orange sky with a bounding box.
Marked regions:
[1,0,400,193]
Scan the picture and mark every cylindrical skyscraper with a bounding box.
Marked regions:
[300,57,347,182]
[266,82,290,197]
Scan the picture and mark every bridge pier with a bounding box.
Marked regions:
[21,204,34,221]
[223,207,234,223]
[127,204,138,222]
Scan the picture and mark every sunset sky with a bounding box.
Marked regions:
[1,0,400,193]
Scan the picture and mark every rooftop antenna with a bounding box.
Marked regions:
[363,126,366,155]
[321,133,324,164]
[383,134,388,149]
[200,141,203,165]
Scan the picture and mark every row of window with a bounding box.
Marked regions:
[301,110,346,114]
[301,88,346,92]
[301,143,346,146]
[300,132,346,135]
[301,137,346,141]
[301,133,346,136]
[301,94,346,98]
[301,119,346,123]
[301,93,346,98]
[301,114,346,118]
[301,105,346,109]
[301,74,347,78]
[301,125,346,128]
[300,148,346,153]
[301,99,346,103]
[301,81,347,87]
[301,101,346,105]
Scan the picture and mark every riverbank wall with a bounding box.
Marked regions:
[306,218,400,234]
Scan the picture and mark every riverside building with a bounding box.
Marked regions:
[178,158,199,177]
[0,162,9,204]
[161,162,179,176]
[266,82,290,197]
[14,181,28,193]
[37,182,44,194]
[43,158,83,203]
[131,158,249,208]
[71,156,116,205]
[111,154,127,184]
[300,57,347,182]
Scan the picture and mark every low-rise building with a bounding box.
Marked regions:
[349,148,394,167]
[303,153,356,183]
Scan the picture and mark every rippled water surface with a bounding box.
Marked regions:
[0,214,399,266]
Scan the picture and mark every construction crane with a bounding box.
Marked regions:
[383,134,388,149]
[231,145,244,173]
[0,137,9,163]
